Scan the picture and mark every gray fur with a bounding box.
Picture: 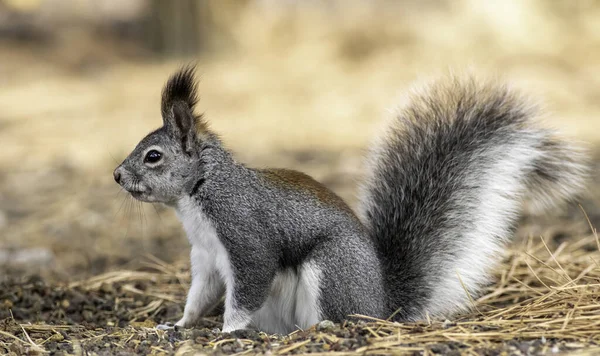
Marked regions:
[114,68,589,334]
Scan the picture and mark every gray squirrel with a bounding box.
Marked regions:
[113,66,588,335]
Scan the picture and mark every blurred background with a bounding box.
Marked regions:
[1,0,599,280]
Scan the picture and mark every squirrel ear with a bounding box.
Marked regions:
[169,102,208,154]
[161,65,210,152]
[161,65,199,118]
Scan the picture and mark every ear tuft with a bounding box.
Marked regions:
[161,65,199,116]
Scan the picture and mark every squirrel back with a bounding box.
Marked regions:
[358,75,589,319]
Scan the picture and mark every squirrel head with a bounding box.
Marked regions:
[114,65,216,205]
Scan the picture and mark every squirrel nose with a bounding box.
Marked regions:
[113,169,122,184]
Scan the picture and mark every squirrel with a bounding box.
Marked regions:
[113,66,589,335]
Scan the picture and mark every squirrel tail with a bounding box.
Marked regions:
[357,74,589,320]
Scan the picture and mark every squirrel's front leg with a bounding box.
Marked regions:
[176,245,225,328]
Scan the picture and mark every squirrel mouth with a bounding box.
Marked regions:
[128,189,149,199]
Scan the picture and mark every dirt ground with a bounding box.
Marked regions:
[1,1,600,355]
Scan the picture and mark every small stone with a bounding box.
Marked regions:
[442,319,455,328]
[317,320,335,331]
[100,283,114,293]
[49,333,64,342]
[429,343,450,354]
[82,310,94,321]
[230,328,259,340]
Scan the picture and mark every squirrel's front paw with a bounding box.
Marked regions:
[156,319,190,331]
[174,317,192,329]
[156,322,175,331]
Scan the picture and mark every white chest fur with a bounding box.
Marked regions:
[176,196,216,246]
[175,196,233,291]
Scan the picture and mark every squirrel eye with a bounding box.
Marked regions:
[144,150,162,164]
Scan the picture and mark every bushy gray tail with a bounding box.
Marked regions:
[358,75,589,320]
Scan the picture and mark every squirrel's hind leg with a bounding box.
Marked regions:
[303,236,387,324]
[250,262,323,334]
